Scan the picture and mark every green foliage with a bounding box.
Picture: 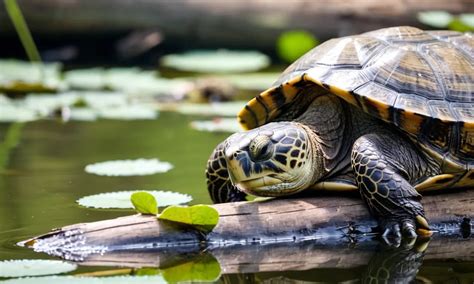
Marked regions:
[449,17,474,32]
[4,0,42,62]
[161,254,221,282]
[158,204,219,232]
[131,192,158,215]
[277,30,319,63]
[133,268,160,276]
[417,11,474,31]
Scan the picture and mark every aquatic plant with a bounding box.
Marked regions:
[4,0,41,62]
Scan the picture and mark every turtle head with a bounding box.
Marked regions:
[223,122,323,197]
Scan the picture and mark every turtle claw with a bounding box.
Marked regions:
[381,222,402,247]
[380,218,427,248]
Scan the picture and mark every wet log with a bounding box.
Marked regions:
[1,0,472,49]
[21,189,473,270]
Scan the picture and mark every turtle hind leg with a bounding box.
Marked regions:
[351,133,432,246]
[206,141,247,203]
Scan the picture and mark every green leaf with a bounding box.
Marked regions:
[162,254,221,282]
[277,30,319,63]
[449,18,474,32]
[158,204,219,232]
[133,268,160,276]
[417,11,453,28]
[131,192,158,215]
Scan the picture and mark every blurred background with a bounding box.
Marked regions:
[0,0,472,66]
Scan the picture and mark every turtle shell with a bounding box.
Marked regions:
[238,26,474,171]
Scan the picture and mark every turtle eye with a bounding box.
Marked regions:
[249,135,273,162]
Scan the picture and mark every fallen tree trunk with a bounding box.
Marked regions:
[21,189,473,271]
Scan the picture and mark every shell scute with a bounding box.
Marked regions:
[238,26,474,165]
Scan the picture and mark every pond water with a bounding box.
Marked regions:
[0,112,473,283]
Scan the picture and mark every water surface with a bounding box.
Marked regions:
[0,112,472,283]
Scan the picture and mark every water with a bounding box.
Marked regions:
[0,112,473,283]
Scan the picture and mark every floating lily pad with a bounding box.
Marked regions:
[0,259,77,278]
[106,69,192,97]
[190,118,241,133]
[0,104,38,122]
[0,275,167,284]
[85,158,173,176]
[0,60,64,93]
[417,11,454,28]
[162,101,245,116]
[80,92,128,109]
[64,68,106,90]
[459,14,474,28]
[161,50,270,73]
[77,190,192,209]
[97,105,158,120]
[23,93,80,116]
[219,73,279,90]
[158,204,219,232]
[66,107,98,122]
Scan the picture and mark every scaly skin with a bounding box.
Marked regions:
[206,93,439,245]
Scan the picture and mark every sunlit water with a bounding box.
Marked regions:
[0,112,473,283]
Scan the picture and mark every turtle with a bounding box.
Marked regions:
[205,26,474,243]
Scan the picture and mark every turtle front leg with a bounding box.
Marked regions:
[351,133,432,246]
[206,141,247,203]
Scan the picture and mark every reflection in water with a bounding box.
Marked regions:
[363,243,425,284]
[1,117,474,281]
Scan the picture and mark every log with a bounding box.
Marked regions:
[21,189,473,273]
[1,0,472,50]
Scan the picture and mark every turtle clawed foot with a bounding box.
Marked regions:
[380,218,429,248]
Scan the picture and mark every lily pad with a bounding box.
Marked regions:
[65,107,98,122]
[417,11,454,28]
[190,118,241,133]
[131,191,158,215]
[0,275,167,284]
[106,69,192,97]
[219,73,279,91]
[97,105,158,120]
[0,259,77,278]
[84,158,173,176]
[0,60,64,93]
[158,204,219,232]
[64,68,106,90]
[0,104,38,122]
[80,91,128,109]
[161,50,270,73]
[459,14,474,28]
[77,190,192,209]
